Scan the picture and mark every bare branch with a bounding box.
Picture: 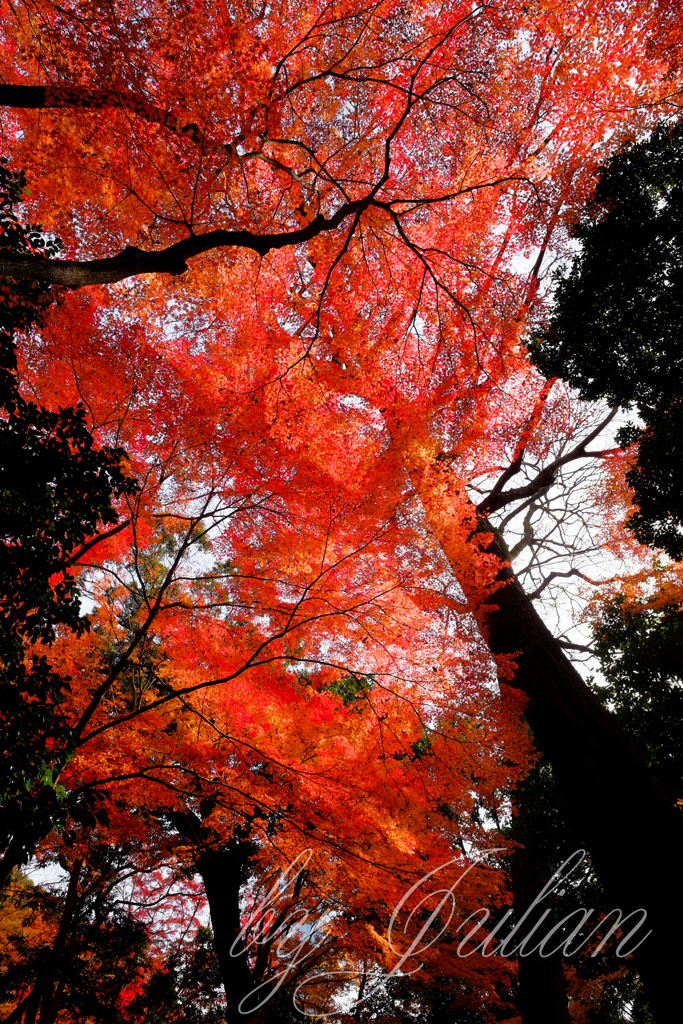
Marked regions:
[477,407,618,515]
[556,639,594,654]
[525,568,601,601]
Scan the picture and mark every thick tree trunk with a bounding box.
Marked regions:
[195,846,256,1024]
[475,530,683,1021]
[412,457,683,1022]
[169,811,258,1023]
[510,843,571,1024]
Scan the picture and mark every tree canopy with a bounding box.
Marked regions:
[2,1,683,1022]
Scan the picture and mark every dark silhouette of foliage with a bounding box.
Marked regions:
[0,166,138,878]
[592,598,683,806]
[0,861,151,1024]
[531,122,683,558]
[128,927,226,1024]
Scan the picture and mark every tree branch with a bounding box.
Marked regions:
[0,200,370,286]
[525,568,600,601]
[0,82,204,142]
[62,519,131,569]
[556,639,594,654]
[477,407,618,515]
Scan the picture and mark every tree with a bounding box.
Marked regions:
[0,261,528,1018]
[531,121,683,558]
[127,926,227,1024]
[0,853,166,1024]
[402,396,683,1021]
[2,1,683,1019]
[593,595,683,809]
[516,118,683,1019]
[0,161,138,886]
[522,119,683,1016]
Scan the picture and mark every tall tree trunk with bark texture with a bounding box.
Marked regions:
[412,451,683,1023]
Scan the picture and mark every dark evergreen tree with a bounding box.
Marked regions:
[593,598,683,806]
[531,121,683,558]
[0,162,138,883]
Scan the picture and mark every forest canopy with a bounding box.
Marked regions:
[1,2,683,1023]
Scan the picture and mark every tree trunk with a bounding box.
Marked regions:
[0,835,27,891]
[510,841,571,1024]
[195,846,255,1024]
[12,858,84,1024]
[169,812,258,1023]
[413,456,683,1022]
